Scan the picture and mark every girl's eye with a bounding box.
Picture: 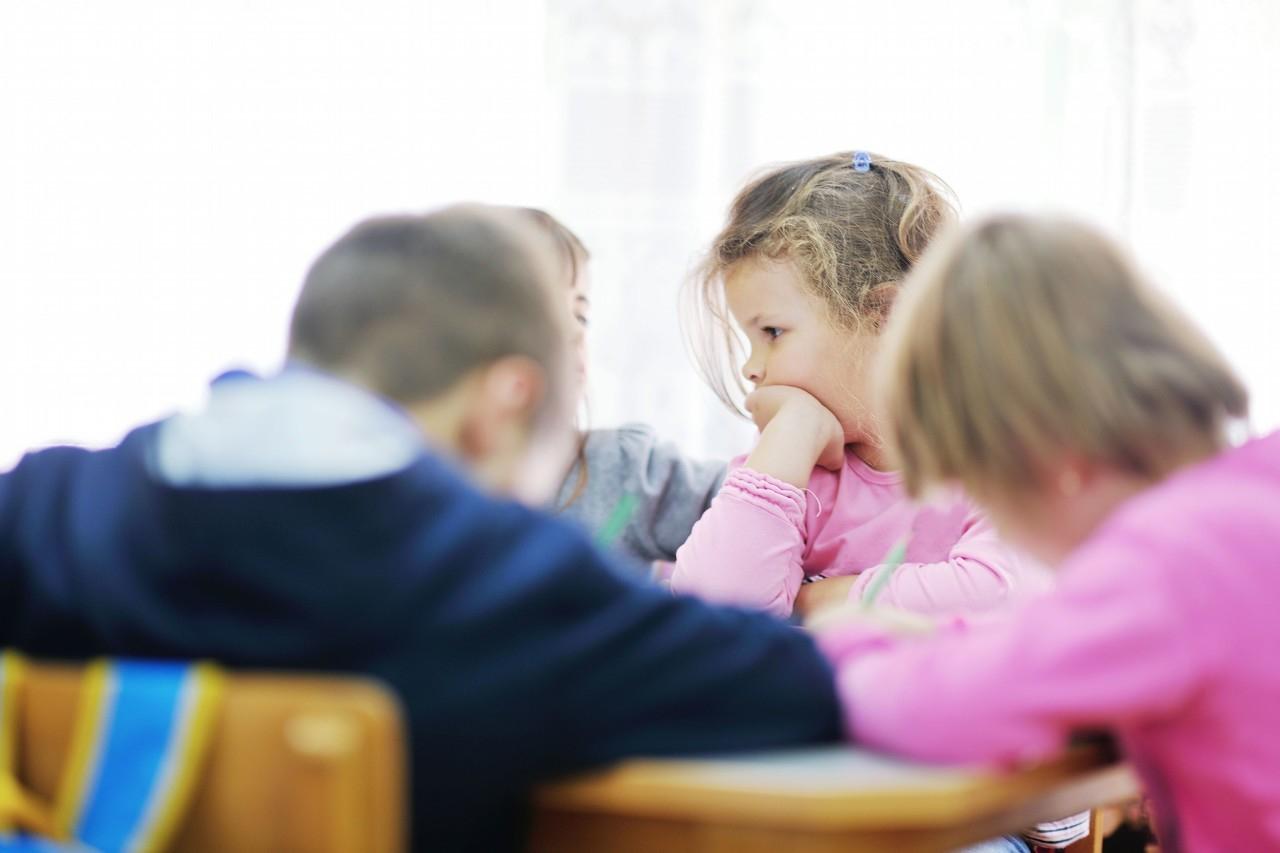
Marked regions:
[762,326,783,340]
[574,313,590,329]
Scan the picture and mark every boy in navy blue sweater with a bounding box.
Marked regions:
[0,205,841,851]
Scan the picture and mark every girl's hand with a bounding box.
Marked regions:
[744,387,845,487]
[794,576,859,619]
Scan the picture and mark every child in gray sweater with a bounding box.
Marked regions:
[554,424,726,565]
[517,208,726,568]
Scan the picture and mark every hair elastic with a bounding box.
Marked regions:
[851,151,872,172]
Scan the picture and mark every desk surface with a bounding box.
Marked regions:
[532,746,1138,853]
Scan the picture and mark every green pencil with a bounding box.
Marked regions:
[859,536,909,610]
[596,494,639,548]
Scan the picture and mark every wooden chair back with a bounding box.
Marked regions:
[13,661,406,853]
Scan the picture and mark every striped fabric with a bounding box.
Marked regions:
[0,654,222,853]
[1023,811,1092,848]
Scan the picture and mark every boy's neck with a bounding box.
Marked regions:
[404,383,476,456]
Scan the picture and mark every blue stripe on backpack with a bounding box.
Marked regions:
[0,652,222,853]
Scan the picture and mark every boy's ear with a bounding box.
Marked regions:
[456,356,546,461]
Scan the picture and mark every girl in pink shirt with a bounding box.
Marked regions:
[670,151,1049,620]
[820,215,1275,850]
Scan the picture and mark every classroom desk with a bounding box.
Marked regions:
[530,745,1138,853]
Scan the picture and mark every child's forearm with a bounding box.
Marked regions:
[670,468,808,617]
[817,545,1198,765]
[845,516,1053,615]
[745,412,827,488]
[846,556,1017,615]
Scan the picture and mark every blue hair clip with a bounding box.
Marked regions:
[852,151,872,172]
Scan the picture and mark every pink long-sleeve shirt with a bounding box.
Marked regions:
[670,451,1050,618]
[819,432,1280,851]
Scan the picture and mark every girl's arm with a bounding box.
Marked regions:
[670,388,842,617]
[817,534,1205,765]
[843,509,1052,615]
[669,465,810,617]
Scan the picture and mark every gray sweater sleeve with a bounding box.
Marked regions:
[551,424,728,568]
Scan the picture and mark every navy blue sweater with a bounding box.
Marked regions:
[0,426,841,851]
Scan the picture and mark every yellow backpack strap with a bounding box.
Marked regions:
[0,652,57,840]
[0,652,21,788]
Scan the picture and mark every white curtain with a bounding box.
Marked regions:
[2,0,1276,467]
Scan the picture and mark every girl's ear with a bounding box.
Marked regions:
[1036,452,1096,499]
[866,281,901,330]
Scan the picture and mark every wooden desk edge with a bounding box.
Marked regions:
[534,749,1140,832]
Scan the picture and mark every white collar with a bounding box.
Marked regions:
[152,366,424,487]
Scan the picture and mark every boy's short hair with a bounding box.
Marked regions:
[288,205,568,417]
[879,214,1249,498]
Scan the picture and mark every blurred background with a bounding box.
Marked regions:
[2,0,1277,467]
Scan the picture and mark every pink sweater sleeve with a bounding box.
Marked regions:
[669,467,807,618]
[847,510,1051,615]
[817,534,1206,765]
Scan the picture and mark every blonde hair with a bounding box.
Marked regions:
[879,214,1249,499]
[688,151,958,412]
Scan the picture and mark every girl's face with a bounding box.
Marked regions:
[567,259,591,404]
[724,257,879,446]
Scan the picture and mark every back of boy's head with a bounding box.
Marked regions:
[287,205,568,420]
[691,151,957,409]
[879,214,1249,499]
